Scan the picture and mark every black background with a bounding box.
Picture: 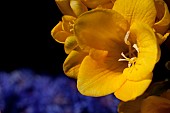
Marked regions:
[0,0,66,75]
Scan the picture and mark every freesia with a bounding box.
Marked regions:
[73,0,163,102]
[52,0,170,102]
[51,15,88,78]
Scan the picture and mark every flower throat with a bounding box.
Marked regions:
[118,31,139,68]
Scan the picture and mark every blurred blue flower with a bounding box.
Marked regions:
[0,69,120,113]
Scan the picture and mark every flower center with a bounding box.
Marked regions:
[118,31,139,68]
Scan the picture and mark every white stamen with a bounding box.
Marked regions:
[121,52,128,59]
[128,62,131,67]
[118,59,128,61]
[133,44,139,53]
[124,31,131,45]
[70,28,74,32]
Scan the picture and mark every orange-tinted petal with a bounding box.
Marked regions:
[154,0,170,35]
[77,49,127,96]
[80,0,110,8]
[64,35,78,54]
[96,1,114,9]
[70,0,88,17]
[112,0,157,26]
[55,0,76,16]
[74,9,129,51]
[51,22,71,43]
[63,50,87,79]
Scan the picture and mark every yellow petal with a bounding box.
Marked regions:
[70,0,88,17]
[114,75,152,102]
[80,0,111,8]
[112,0,157,26]
[141,96,170,113]
[74,9,129,51]
[64,35,78,54]
[62,15,76,33]
[63,50,87,79]
[123,22,158,81]
[155,31,170,45]
[51,22,71,43]
[96,1,114,9]
[154,0,170,35]
[51,21,63,33]
[55,0,76,16]
[77,49,127,97]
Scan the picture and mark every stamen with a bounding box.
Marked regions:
[133,44,139,53]
[118,59,128,61]
[118,52,137,68]
[121,52,128,59]
[124,31,131,45]
[70,28,74,32]
[68,20,75,32]
[69,22,74,27]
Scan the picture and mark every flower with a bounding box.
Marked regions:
[51,15,78,54]
[71,0,168,102]
[51,15,88,78]
[52,0,170,102]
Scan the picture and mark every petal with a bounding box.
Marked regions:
[155,31,170,45]
[63,50,87,79]
[51,22,71,43]
[80,0,111,8]
[141,96,170,113]
[124,22,158,81]
[154,0,170,35]
[74,9,129,51]
[64,35,78,54]
[70,0,88,17]
[114,75,152,102]
[112,0,157,26]
[55,0,76,16]
[77,49,127,97]
[96,1,114,9]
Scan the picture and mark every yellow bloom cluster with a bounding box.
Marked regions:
[51,0,170,102]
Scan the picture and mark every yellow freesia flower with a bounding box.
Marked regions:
[72,0,163,102]
[51,15,78,54]
[51,15,88,78]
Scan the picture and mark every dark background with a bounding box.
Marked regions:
[0,0,66,75]
[0,0,170,78]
